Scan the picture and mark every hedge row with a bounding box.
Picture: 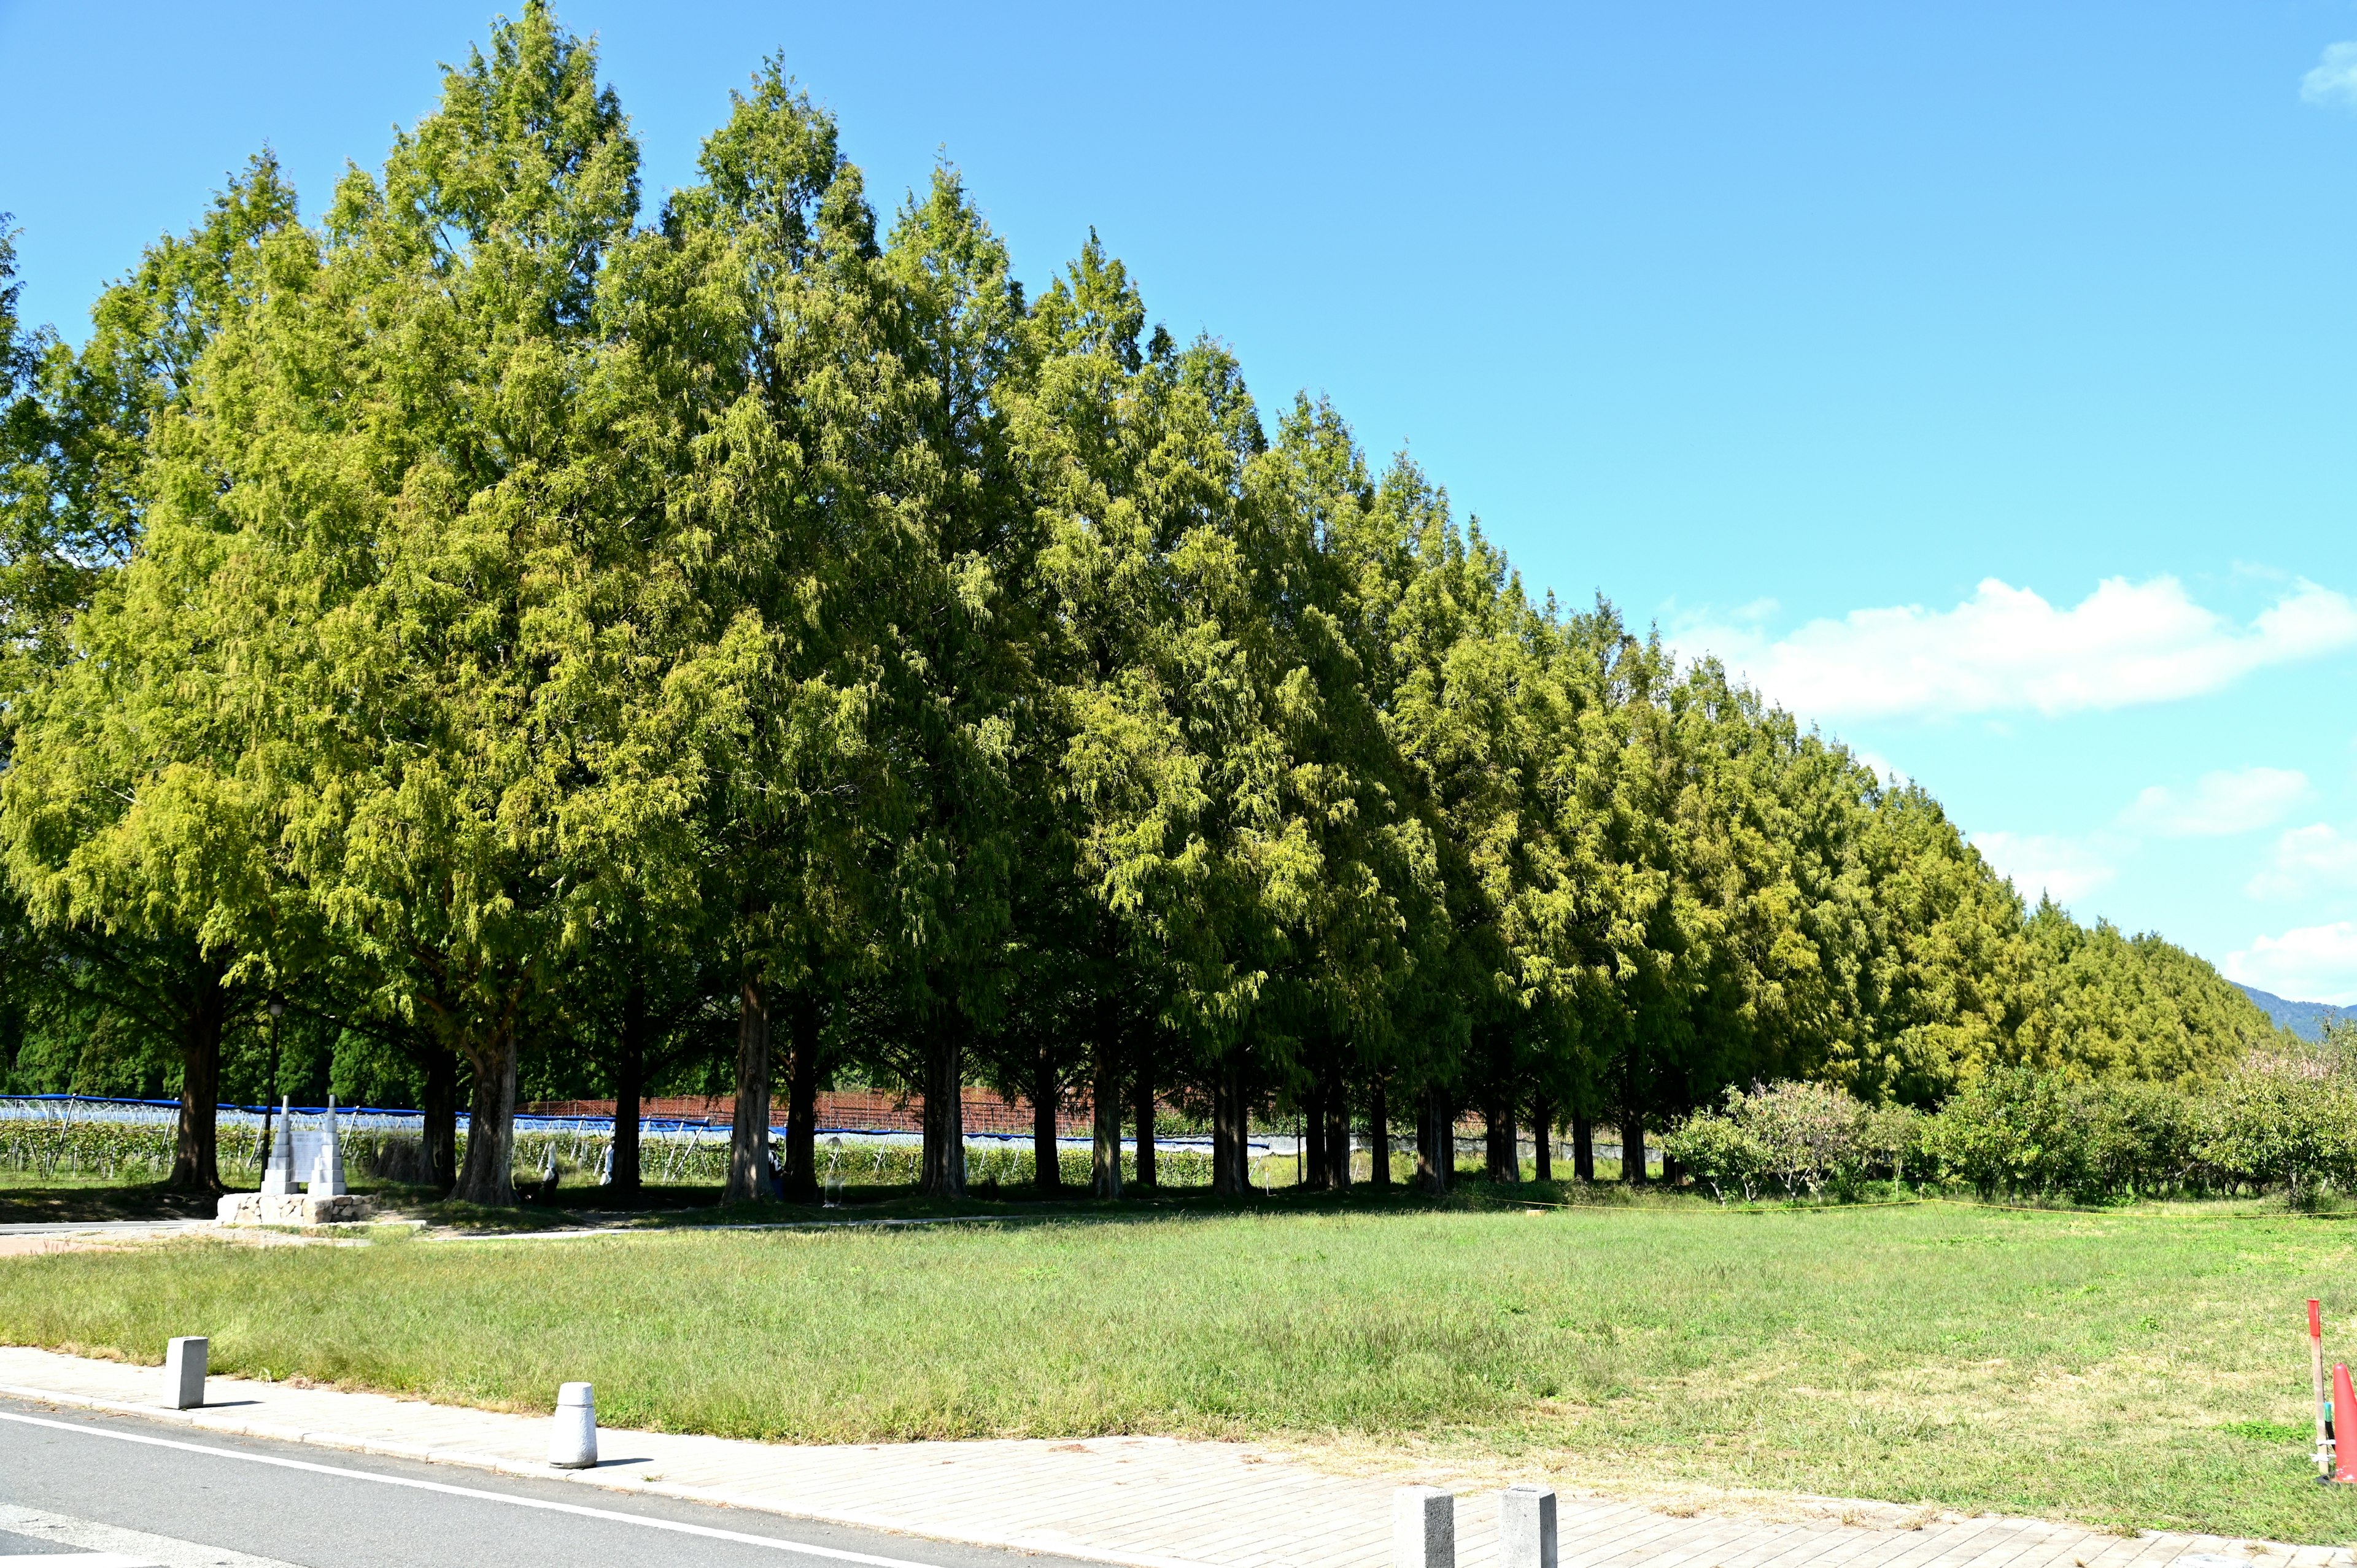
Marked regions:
[1663,1060,2357,1205]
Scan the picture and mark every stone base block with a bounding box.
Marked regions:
[215,1192,367,1227]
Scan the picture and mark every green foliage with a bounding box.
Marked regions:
[1662,1057,2357,1208]
[0,6,2293,1206]
[2202,1062,2357,1208]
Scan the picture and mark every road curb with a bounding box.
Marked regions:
[0,1380,1221,1568]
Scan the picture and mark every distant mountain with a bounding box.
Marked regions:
[2236,984,2355,1042]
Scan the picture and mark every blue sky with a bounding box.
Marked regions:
[4,2,2356,999]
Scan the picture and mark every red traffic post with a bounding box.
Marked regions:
[2334,1363,2357,1485]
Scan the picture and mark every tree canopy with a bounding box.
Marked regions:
[0,4,2285,1200]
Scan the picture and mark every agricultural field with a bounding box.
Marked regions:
[1,1188,2353,1543]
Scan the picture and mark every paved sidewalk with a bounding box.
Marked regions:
[0,1345,2340,1568]
[0,1221,216,1258]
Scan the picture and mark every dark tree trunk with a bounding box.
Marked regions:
[169,967,228,1193]
[1131,1042,1156,1189]
[1032,1044,1063,1192]
[1624,1040,1646,1185]
[452,1018,519,1207]
[1531,1095,1553,1181]
[1323,1066,1350,1190]
[422,1046,459,1194]
[1624,1118,1647,1186]
[1485,1090,1519,1183]
[919,1008,966,1198]
[1212,1056,1250,1196]
[1302,1073,1328,1191]
[1417,1086,1450,1193]
[1367,1076,1391,1189]
[783,989,821,1202]
[1572,1110,1595,1183]
[724,977,771,1204]
[1091,1046,1123,1199]
[610,993,644,1198]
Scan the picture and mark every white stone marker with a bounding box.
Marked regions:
[1393,1486,1454,1568]
[259,1098,296,1197]
[1501,1485,1557,1568]
[308,1096,347,1197]
[549,1381,598,1469]
[163,1336,207,1410]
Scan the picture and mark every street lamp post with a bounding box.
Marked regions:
[260,998,286,1173]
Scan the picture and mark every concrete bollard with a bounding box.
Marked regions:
[548,1381,598,1469]
[163,1336,207,1410]
[1501,1485,1557,1568]
[1393,1486,1454,1568]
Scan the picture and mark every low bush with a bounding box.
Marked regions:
[1665,1029,2357,1207]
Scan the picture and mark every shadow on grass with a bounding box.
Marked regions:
[377,1170,1717,1235]
[0,1179,223,1226]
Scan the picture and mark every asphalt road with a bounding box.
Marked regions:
[0,1394,1104,1568]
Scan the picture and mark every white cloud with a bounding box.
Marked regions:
[1680,576,2357,723]
[2119,767,2310,838]
[2248,822,2357,901]
[2227,922,2357,1006]
[1851,749,1904,785]
[2304,42,2357,109]
[1972,830,2116,905]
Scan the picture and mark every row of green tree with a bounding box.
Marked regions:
[0,6,2284,1205]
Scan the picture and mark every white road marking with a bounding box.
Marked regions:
[0,1500,303,1565]
[0,1409,962,1564]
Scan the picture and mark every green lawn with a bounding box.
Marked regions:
[2,1189,2353,1542]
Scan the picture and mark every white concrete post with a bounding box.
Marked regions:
[309,1095,347,1196]
[1501,1485,1557,1568]
[163,1336,207,1410]
[260,1097,296,1197]
[1393,1486,1454,1568]
[549,1381,598,1468]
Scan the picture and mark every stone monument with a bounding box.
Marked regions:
[219,1096,363,1227]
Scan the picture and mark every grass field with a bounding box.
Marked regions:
[2,1189,2354,1543]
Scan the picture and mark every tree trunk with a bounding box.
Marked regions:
[1032,1043,1062,1192]
[1624,1040,1646,1185]
[1572,1109,1595,1183]
[1091,1048,1123,1199]
[422,1045,459,1194]
[723,976,771,1205]
[1324,1067,1350,1190]
[169,967,227,1192]
[783,989,820,1202]
[1531,1095,1552,1181]
[1302,1073,1328,1191]
[919,1009,966,1198]
[1417,1086,1450,1193]
[1212,1055,1250,1196]
[1131,1042,1156,1189]
[1367,1076,1391,1189]
[452,1020,518,1207]
[1485,1091,1520,1183]
[610,995,644,1198]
